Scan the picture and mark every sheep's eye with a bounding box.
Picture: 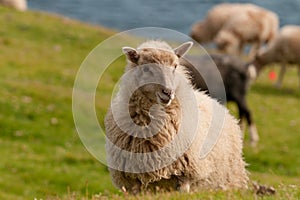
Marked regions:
[173,65,177,73]
[143,66,150,72]
[142,66,154,76]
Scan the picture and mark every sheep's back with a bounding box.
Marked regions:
[267,26,300,64]
[191,91,248,189]
[0,0,27,11]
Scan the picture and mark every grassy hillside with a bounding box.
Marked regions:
[0,7,299,199]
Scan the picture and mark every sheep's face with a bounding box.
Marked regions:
[135,64,176,106]
[122,41,193,106]
[190,22,209,43]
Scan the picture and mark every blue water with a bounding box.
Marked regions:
[27,0,300,35]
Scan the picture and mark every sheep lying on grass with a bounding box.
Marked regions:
[180,54,259,147]
[253,25,300,89]
[105,40,248,194]
[190,3,278,57]
[0,0,27,11]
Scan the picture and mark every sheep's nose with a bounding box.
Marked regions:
[162,88,173,97]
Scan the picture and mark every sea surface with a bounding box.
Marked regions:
[28,0,300,37]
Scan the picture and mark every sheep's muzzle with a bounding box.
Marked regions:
[156,88,174,106]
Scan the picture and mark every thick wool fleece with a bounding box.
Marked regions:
[105,41,249,193]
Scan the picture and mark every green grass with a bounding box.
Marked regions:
[0,7,299,200]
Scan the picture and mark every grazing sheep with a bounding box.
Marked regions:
[253,25,300,89]
[190,3,278,57]
[214,7,278,58]
[0,0,27,11]
[190,3,245,43]
[180,54,259,147]
[105,40,249,194]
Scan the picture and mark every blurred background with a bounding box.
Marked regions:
[28,0,300,36]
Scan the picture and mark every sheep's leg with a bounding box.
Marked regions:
[298,66,300,89]
[238,112,246,140]
[179,181,190,193]
[249,124,259,147]
[236,96,247,139]
[238,42,244,57]
[177,177,190,193]
[275,63,286,88]
[239,120,245,139]
[237,97,259,147]
[248,46,256,59]
[110,169,141,194]
[248,42,260,59]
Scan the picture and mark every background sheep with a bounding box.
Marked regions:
[190,3,246,44]
[190,3,255,44]
[190,3,278,57]
[180,54,259,147]
[253,25,300,89]
[214,7,278,58]
[105,40,248,194]
[0,0,27,11]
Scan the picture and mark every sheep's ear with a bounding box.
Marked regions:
[122,47,139,64]
[174,41,193,58]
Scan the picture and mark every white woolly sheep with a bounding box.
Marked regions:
[253,25,300,89]
[190,3,278,57]
[0,0,27,11]
[105,40,249,194]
